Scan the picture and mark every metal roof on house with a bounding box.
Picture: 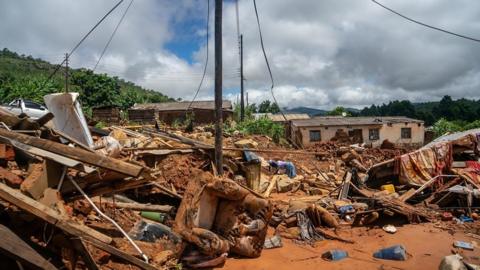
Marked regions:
[269,113,310,121]
[130,100,233,111]
[291,116,424,127]
[253,113,310,121]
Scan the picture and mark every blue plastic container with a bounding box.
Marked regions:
[322,249,349,261]
[373,245,407,261]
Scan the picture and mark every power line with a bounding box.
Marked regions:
[371,0,480,43]
[252,0,287,120]
[40,0,125,88]
[94,0,134,71]
[186,0,210,111]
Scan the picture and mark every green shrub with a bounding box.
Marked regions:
[226,117,284,143]
[432,118,476,138]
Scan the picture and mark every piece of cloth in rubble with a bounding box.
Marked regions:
[452,161,480,187]
[432,142,453,174]
[268,160,297,178]
[396,142,452,186]
[295,210,324,242]
[398,148,436,186]
[463,161,480,186]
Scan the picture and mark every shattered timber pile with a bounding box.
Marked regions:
[2,97,480,269]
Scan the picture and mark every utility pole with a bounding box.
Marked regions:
[246,91,249,107]
[240,34,245,121]
[214,0,223,175]
[64,53,69,93]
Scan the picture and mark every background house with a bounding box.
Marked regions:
[92,105,121,124]
[128,100,233,124]
[290,116,425,148]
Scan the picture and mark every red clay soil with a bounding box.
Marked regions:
[223,223,480,270]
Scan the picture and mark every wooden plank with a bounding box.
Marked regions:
[71,238,100,270]
[80,179,150,199]
[0,224,58,270]
[91,199,174,213]
[399,188,415,202]
[402,175,458,202]
[0,182,112,244]
[0,128,143,177]
[338,171,352,200]
[82,238,159,270]
[263,176,277,198]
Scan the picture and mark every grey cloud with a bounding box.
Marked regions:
[2,0,480,108]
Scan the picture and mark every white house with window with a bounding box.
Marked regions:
[289,116,424,148]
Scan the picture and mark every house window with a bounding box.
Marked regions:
[401,128,411,139]
[309,130,321,142]
[369,128,380,141]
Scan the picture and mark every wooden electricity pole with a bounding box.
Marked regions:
[240,34,245,121]
[214,0,223,175]
[65,53,69,93]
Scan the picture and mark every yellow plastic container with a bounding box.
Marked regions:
[381,184,395,194]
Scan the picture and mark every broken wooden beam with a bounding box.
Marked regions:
[82,238,159,270]
[401,175,458,202]
[263,177,277,198]
[67,178,149,200]
[0,128,143,177]
[0,224,58,270]
[0,181,112,244]
[92,198,174,213]
[71,237,100,270]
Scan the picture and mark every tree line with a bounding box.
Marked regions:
[357,95,480,126]
[0,48,173,115]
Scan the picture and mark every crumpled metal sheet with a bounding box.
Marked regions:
[44,93,94,148]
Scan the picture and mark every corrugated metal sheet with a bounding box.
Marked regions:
[269,114,310,122]
[253,113,310,121]
[424,128,480,148]
[291,116,423,127]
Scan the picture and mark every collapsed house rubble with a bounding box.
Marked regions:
[1,93,480,269]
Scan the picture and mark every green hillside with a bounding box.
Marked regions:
[0,48,173,114]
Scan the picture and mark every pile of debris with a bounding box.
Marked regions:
[2,92,480,269]
[0,93,274,269]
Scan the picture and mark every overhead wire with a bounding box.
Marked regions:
[252,0,287,120]
[93,0,134,71]
[186,0,210,111]
[371,0,480,43]
[40,0,125,88]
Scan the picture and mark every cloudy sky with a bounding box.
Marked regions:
[1,0,480,109]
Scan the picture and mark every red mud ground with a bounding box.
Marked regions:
[224,223,480,270]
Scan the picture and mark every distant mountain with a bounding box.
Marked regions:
[284,107,328,116]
